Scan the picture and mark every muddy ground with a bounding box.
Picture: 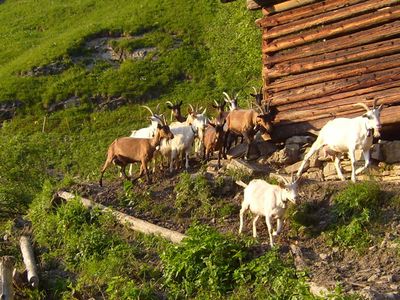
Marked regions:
[69,159,400,298]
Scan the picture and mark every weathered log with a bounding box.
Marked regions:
[263,5,400,52]
[269,66,400,105]
[278,81,400,112]
[57,191,186,244]
[271,105,400,141]
[260,0,365,26]
[263,0,319,15]
[0,256,15,300]
[275,88,400,122]
[262,0,398,38]
[266,38,400,78]
[266,20,400,63]
[267,52,400,92]
[19,236,39,288]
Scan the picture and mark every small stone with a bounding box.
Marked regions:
[367,274,378,282]
[319,253,328,260]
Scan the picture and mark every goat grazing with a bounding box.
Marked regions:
[236,175,298,247]
[203,120,226,168]
[99,115,174,186]
[296,100,383,182]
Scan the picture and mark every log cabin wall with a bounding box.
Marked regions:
[258,0,400,141]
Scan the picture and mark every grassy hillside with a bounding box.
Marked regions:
[0,0,261,217]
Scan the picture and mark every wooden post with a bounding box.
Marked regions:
[57,191,187,244]
[19,236,39,288]
[0,256,15,300]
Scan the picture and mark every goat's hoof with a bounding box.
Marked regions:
[272,231,278,236]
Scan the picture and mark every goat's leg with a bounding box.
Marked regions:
[121,165,130,181]
[243,132,253,161]
[348,149,357,182]
[273,218,282,236]
[252,215,260,238]
[296,141,322,177]
[99,159,113,187]
[185,149,190,169]
[170,150,176,173]
[142,161,151,184]
[334,155,346,181]
[239,205,247,234]
[265,216,274,247]
[355,149,370,175]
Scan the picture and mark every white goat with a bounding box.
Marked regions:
[296,101,383,182]
[236,175,298,247]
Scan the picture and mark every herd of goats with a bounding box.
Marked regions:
[98,88,384,246]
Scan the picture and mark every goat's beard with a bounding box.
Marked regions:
[373,129,381,138]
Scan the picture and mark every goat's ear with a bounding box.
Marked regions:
[209,122,216,128]
[166,104,172,109]
[178,100,183,106]
[212,104,218,109]
[250,93,256,97]
[157,124,162,129]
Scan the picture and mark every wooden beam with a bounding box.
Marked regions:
[263,5,400,52]
[259,0,366,27]
[57,191,186,244]
[277,81,400,112]
[263,0,319,15]
[266,53,400,92]
[261,0,398,38]
[269,66,400,105]
[266,38,400,78]
[265,20,400,63]
[271,105,400,140]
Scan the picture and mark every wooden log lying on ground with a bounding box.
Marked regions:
[19,236,39,288]
[0,256,15,300]
[262,0,398,39]
[57,191,186,244]
[260,0,365,26]
[266,20,400,63]
[263,5,400,52]
[266,38,400,78]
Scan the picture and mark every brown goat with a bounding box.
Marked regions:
[166,100,186,123]
[224,109,274,160]
[99,120,174,186]
[203,120,226,168]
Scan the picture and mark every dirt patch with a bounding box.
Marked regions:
[68,163,400,297]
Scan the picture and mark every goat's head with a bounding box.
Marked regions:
[209,119,226,141]
[154,115,174,140]
[223,92,239,111]
[142,105,163,126]
[212,99,226,113]
[166,100,184,120]
[355,100,384,138]
[277,174,299,204]
[250,86,263,106]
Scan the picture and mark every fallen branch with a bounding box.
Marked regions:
[19,236,39,288]
[57,191,186,244]
[0,256,15,300]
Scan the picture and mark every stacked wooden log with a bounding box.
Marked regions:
[258,0,400,140]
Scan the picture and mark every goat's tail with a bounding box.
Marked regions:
[235,180,248,188]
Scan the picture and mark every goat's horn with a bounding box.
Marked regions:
[373,99,378,109]
[155,103,161,114]
[276,174,289,185]
[189,104,194,112]
[141,105,154,116]
[234,91,240,99]
[255,103,265,114]
[354,102,370,112]
[266,99,272,113]
[213,99,220,107]
[252,86,258,94]
[165,100,174,106]
[223,92,231,101]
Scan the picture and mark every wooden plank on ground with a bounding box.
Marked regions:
[57,191,186,244]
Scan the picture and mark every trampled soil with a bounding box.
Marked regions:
[69,160,400,298]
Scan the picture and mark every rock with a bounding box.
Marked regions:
[382,141,400,163]
[256,141,278,157]
[226,159,269,175]
[319,253,328,260]
[285,136,313,145]
[226,142,261,160]
[285,143,301,164]
[309,282,329,297]
[284,161,307,175]
[303,168,324,181]
[371,143,383,161]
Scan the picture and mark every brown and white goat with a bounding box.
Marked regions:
[99,116,174,186]
[224,106,274,160]
[203,120,226,168]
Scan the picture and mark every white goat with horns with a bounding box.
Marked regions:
[236,175,298,247]
[297,100,383,182]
